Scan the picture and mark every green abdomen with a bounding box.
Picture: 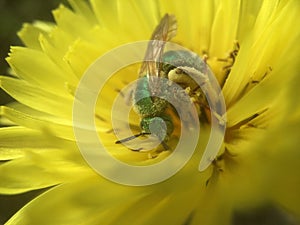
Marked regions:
[133,77,167,117]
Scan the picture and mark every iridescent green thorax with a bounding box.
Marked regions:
[162,50,205,75]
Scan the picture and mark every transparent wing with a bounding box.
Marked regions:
[139,14,177,79]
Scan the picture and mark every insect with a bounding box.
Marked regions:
[116,14,209,151]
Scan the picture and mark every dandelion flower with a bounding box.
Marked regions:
[1,0,300,225]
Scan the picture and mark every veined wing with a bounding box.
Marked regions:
[139,14,177,79]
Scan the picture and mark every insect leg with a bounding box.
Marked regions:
[115,132,151,144]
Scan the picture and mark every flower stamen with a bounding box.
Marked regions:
[206,148,238,186]
[217,40,240,86]
[217,40,240,66]
[250,66,273,84]
[240,66,273,97]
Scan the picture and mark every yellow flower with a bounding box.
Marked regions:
[1,0,300,225]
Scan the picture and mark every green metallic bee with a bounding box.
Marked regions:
[116,14,208,151]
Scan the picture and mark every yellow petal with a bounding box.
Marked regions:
[17,21,53,50]
[0,106,74,140]
[236,1,262,41]
[5,177,148,225]
[0,76,72,119]
[226,68,286,127]
[112,189,197,225]
[63,39,101,77]
[0,126,71,160]
[90,0,120,29]
[223,0,300,106]
[0,147,90,194]
[53,4,95,42]
[159,0,216,54]
[209,0,241,58]
[68,0,97,24]
[252,0,280,39]
[117,0,160,40]
[6,47,73,94]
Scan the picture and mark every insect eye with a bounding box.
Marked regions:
[162,62,176,74]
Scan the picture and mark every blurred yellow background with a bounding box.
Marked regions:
[0,1,67,223]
